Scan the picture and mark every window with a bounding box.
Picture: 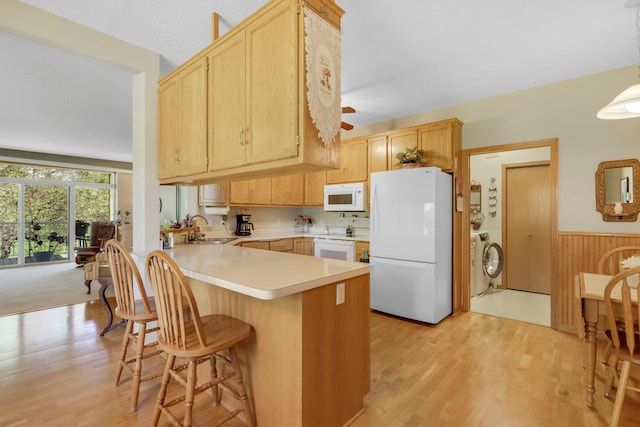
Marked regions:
[0,162,115,266]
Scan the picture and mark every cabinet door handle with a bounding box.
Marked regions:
[239,129,245,146]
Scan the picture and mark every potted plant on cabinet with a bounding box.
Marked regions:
[395,147,425,168]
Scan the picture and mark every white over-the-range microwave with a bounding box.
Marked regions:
[323,182,366,211]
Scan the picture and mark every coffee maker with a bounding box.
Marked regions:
[235,214,254,236]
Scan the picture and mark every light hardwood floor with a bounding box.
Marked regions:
[1,301,639,426]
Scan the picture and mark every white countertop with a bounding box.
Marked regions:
[133,244,370,301]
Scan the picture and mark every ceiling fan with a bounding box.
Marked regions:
[341,106,355,130]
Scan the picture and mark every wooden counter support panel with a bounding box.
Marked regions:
[302,274,370,426]
[187,273,370,427]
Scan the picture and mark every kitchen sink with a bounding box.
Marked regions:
[187,237,237,245]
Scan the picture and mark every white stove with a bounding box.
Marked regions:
[313,237,355,261]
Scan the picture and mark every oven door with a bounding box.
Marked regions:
[313,238,355,261]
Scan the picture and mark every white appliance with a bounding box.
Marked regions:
[314,237,356,261]
[324,182,366,211]
[369,167,452,324]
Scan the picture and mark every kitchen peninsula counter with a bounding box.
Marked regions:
[134,244,370,427]
[159,243,369,299]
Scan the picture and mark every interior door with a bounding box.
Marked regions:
[505,162,551,294]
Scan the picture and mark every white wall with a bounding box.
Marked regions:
[0,0,160,252]
[346,66,640,233]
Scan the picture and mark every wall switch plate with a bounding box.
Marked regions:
[336,283,345,305]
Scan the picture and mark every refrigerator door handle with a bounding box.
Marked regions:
[370,181,377,243]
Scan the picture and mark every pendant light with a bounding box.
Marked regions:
[597,0,640,119]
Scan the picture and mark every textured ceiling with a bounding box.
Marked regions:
[0,0,637,163]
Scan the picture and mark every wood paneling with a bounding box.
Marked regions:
[189,274,370,427]
[302,274,370,426]
[558,231,640,335]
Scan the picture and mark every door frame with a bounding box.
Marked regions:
[461,138,558,328]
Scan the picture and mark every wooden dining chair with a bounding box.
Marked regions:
[598,246,640,276]
[603,266,640,427]
[146,250,255,427]
[75,221,116,266]
[104,239,162,411]
[597,245,640,395]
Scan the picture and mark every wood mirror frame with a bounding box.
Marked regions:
[595,158,640,222]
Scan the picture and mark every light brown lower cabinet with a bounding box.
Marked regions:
[238,237,314,255]
[239,241,270,250]
[304,238,314,256]
[356,241,369,260]
[268,239,294,253]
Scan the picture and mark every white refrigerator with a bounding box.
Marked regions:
[369,167,452,324]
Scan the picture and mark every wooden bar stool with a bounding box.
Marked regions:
[146,250,255,427]
[104,239,163,411]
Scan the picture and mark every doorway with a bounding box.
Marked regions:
[463,139,558,328]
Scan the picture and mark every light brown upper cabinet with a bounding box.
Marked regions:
[229,178,271,205]
[158,57,208,180]
[368,134,390,174]
[595,158,640,222]
[208,32,246,171]
[304,171,326,206]
[368,129,419,173]
[271,175,304,206]
[199,183,229,206]
[388,129,419,170]
[209,3,296,171]
[417,118,462,172]
[158,0,345,185]
[326,137,368,184]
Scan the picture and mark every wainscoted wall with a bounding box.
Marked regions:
[558,231,640,335]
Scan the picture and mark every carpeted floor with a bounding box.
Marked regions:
[0,262,107,316]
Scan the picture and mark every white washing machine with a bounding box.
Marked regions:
[475,232,504,295]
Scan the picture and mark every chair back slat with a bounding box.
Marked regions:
[146,250,207,350]
[604,266,640,357]
[104,239,152,316]
[598,246,640,275]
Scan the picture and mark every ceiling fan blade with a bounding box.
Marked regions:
[342,106,355,114]
[341,121,354,130]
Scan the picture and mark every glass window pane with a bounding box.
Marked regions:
[25,185,69,263]
[0,183,19,265]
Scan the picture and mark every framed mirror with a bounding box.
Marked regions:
[470,184,481,212]
[595,159,640,222]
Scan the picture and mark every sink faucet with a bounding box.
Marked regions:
[188,215,209,240]
[324,225,330,235]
